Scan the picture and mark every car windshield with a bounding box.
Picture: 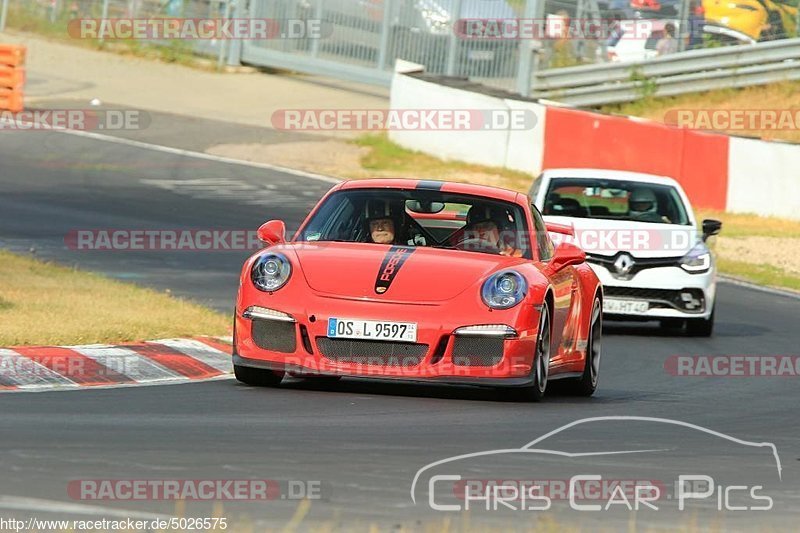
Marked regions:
[297,188,533,258]
[543,177,690,225]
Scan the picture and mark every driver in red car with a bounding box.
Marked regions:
[466,204,523,257]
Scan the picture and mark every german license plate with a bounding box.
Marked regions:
[603,299,649,315]
[327,318,417,342]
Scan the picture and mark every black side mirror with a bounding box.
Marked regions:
[702,219,722,241]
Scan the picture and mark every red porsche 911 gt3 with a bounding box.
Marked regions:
[233,179,603,400]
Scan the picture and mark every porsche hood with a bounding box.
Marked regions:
[278,242,523,303]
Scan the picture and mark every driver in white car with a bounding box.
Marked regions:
[629,188,670,223]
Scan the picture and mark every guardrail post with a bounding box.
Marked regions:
[377,0,393,70]
[217,0,234,70]
[677,0,690,52]
[98,0,110,45]
[310,0,323,58]
[515,0,542,96]
[226,0,246,66]
[0,0,9,33]
[445,0,463,76]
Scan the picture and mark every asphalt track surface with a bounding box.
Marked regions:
[1,126,799,531]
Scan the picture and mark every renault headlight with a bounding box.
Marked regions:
[680,243,711,273]
[251,253,292,291]
[481,270,527,309]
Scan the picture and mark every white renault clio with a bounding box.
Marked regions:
[530,169,722,336]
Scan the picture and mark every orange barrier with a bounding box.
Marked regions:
[0,44,26,113]
[0,44,26,67]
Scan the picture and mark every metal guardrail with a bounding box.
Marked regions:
[530,38,800,106]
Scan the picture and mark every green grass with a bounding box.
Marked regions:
[717,258,800,292]
[599,81,800,143]
[697,209,800,239]
[352,133,534,192]
[0,250,228,346]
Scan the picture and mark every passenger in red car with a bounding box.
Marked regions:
[466,204,523,257]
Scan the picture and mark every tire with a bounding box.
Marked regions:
[509,302,552,402]
[234,364,284,387]
[565,297,602,397]
[686,307,714,337]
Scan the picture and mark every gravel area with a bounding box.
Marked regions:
[716,236,800,275]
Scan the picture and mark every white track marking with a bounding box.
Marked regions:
[719,277,800,300]
[0,495,170,519]
[0,118,340,184]
[0,349,78,389]
[70,346,183,382]
[153,339,232,373]
[0,374,234,394]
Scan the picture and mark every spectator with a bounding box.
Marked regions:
[687,1,706,50]
[656,23,678,56]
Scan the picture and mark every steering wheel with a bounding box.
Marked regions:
[455,236,502,254]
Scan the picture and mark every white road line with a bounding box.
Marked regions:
[14,120,341,184]
[0,495,170,520]
[719,276,800,300]
[0,374,235,394]
[70,346,184,383]
[0,349,78,389]
[153,339,232,373]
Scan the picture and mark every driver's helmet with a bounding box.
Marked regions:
[629,188,658,216]
[466,204,508,228]
[364,199,405,241]
[365,199,394,222]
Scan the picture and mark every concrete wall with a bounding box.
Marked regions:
[389,69,800,219]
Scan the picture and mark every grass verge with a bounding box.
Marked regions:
[717,258,800,292]
[696,209,800,239]
[599,81,800,144]
[0,250,228,346]
[352,133,534,193]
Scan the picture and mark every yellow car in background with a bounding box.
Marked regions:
[703,0,798,40]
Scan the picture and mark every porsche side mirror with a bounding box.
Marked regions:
[257,220,286,245]
[549,242,586,271]
[702,219,722,241]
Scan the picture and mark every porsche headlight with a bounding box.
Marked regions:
[481,270,527,310]
[680,244,711,273]
[251,253,292,291]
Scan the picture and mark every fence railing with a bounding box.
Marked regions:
[3,0,800,105]
[529,38,800,106]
